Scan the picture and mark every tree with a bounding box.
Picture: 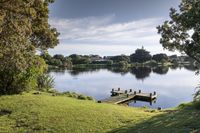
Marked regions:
[0,0,59,94]
[69,54,91,65]
[157,0,200,63]
[41,51,52,64]
[109,55,130,63]
[130,47,152,63]
[53,54,65,61]
[152,54,169,62]
[158,0,200,107]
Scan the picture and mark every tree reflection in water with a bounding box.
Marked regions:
[57,64,197,80]
[153,66,169,75]
[130,67,151,80]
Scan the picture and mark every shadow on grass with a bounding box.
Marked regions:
[108,106,200,133]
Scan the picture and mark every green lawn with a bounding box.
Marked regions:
[0,93,199,133]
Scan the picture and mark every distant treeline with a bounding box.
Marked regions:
[41,47,195,68]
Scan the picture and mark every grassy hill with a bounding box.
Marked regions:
[0,92,200,133]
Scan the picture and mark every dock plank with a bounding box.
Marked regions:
[99,89,157,104]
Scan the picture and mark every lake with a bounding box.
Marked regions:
[49,65,199,109]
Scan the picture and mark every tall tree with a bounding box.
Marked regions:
[0,0,59,94]
[130,47,152,63]
[157,0,200,63]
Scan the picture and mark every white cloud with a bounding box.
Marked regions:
[49,15,180,55]
[50,15,162,43]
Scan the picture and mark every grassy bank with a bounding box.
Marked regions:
[0,93,199,133]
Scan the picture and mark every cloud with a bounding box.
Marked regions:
[49,15,179,55]
[49,15,162,44]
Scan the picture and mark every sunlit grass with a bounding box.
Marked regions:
[0,93,199,133]
[0,93,158,133]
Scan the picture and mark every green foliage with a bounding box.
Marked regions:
[61,91,94,101]
[41,52,73,68]
[157,0,200,63]
[0,55,47,94]
[158,0,200,104]
[116,61,129,67]
[193,85,200,109]
[109,55,130,63]
[53,54,65,61]
[69,54,91,65]
[130,47,152,63]
[37,74,55,91]
[107,60,114,66]
[152,54,169,62]
[0,0,58,94]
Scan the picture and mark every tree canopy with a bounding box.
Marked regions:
[130,47,152,63]
[157,0,200,63]
[0,0,59,94]
[152,54,169,62]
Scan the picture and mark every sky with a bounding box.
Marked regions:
[48,0,181,56]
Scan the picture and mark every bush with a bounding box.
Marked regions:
[0,55,47,95]
[116,61,129,67]
[152,54,169,62]
[37,74,55,91]
[193,101,200,109]
[193,87,200,109]
[77,95,87,100]
[61,91,94,101]
[86,96,94,101]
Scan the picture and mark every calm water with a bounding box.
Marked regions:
[49,66,199,109]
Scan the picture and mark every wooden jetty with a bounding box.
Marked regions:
[98,88,157,104]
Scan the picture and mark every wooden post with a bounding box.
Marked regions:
[150,93,152,99]
[150,100,152,105]
[139,90,141,93]
[127,94,129,97]
[130,89,132,92]
[134,91,136,95]
[118,88,120,91]
[153,91,156,95]
[125,90,128,94]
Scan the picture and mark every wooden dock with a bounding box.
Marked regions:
[98,88,157,104]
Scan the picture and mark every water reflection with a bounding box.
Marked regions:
[49,65,199,108]
[130,67,151,80]
[153,66,169,75]
[54,65,197,80]
[108,67,130,75]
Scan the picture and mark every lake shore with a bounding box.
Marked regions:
[0,92,199,133]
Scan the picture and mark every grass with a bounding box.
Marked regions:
[0,93,200,133]
[110,103,200,133]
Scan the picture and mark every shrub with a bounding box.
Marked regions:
[193,89,200,109]
[61,91,94,101]
[0,55,47,95]
[152,54,169,62]
[77,94,87,100]
[86,96,94,101]
[37,74,55,91]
